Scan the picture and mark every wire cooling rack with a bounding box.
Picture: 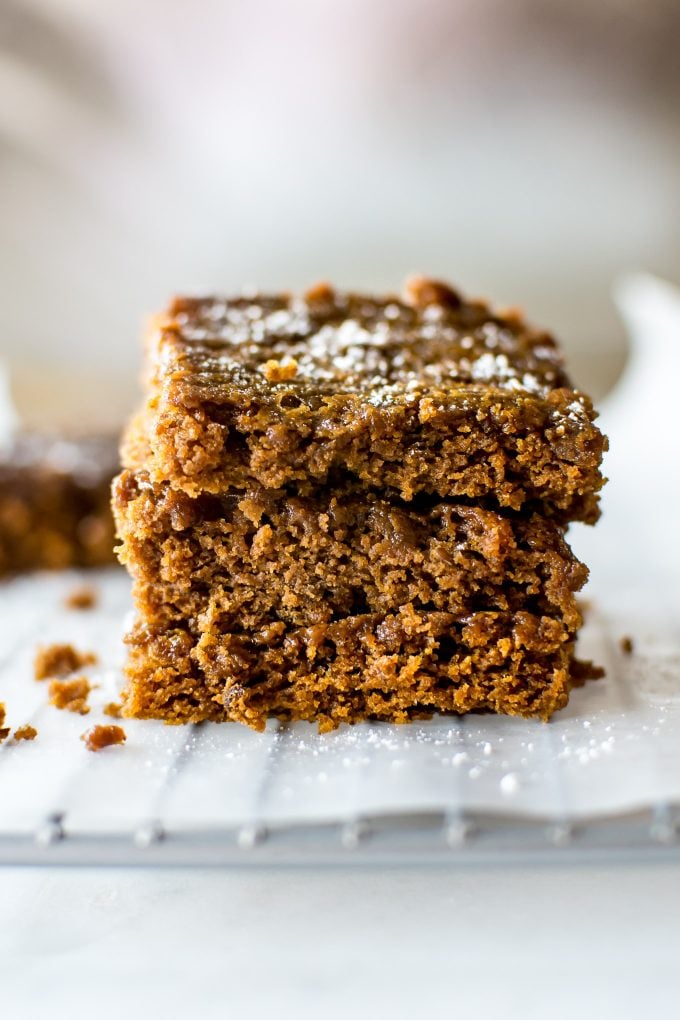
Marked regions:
[1,568,679,868]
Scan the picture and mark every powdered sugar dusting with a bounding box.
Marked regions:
[470,352,514,381]
[168,288,577,407]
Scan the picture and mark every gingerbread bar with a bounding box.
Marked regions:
[115,278,606,728]
[128,278,605,521]
[0,434,118,575]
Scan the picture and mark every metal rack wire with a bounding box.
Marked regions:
[2,806,680,868]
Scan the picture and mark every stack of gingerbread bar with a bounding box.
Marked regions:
[113,277,606,730]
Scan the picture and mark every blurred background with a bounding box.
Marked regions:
[1,0,679,429]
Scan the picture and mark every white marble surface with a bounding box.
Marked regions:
[1,864,680,1018]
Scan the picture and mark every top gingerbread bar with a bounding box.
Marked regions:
[130,277,606,521]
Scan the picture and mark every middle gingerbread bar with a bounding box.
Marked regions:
[115,470,586,632]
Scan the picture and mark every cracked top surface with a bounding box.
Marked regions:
[150,277,591,420]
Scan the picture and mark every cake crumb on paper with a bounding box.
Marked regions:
[569,658,605,688]
[64,586,98,611]
[620,635,634,655]
[13,725,37,742]
[103,701,123,719]
[81,724,126,752]
[48,676,93,715]
[35,643,97,680]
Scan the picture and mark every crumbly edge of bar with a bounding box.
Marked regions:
[127,387,605,521]
[113,469,587,630]
[120,605,585,730]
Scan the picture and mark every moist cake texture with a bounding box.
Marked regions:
[123,610,577,730]
[115,277,606,728]
[114,470,586,630]
[0,434,118,575]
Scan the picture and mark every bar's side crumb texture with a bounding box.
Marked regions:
[113,470,587,630]
[123,609,587,730]
[115,278,607,729]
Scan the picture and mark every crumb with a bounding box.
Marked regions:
[402,275,461,309]
[64,585,97,610]
[0,702,8,741]
[261,357,298,382]
[34,643,97,680]
[497,305,525,325]
[81,724,126,752]
[0,729,8,742]
[13,724,37,742]
[48,676,93,715]
[570,658,605,688]
[620,635,634,655]
[304,281,335,304]
[103,701,123,719]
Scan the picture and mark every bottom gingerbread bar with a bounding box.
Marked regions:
[121,606,586,731]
